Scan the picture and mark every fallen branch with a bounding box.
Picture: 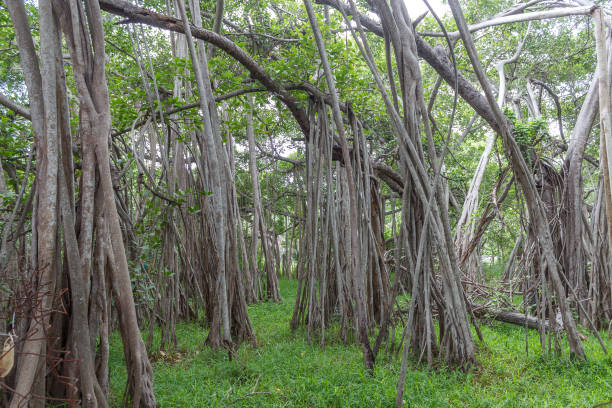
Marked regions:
[470,304,561,332]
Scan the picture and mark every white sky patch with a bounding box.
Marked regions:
[408,0,450,19]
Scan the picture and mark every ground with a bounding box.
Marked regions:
[109,279,612,407]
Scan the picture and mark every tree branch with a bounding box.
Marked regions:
[0,92,31,120]
[316,0,503,134]
[419,6,595,38]
[98,0,407,196]
[98,0,310,135]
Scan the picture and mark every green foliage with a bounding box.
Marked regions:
[502,107,547,170]
[108,280,612,407]
[3,2,610,405]
[503,108,545,142]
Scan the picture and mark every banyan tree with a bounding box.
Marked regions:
[0,0,612,406]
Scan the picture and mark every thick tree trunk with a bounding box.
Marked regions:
[594,8,612,276]
[178,0,232,348]
[177,0,255,348]
[60,1,157,405]
[562,78,598,324]
[7,1,59,405]
[303,0,374,371]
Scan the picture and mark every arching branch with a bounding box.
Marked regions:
[98,0,310,135]
[97,0,408,197]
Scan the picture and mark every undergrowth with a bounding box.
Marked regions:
[109,279,612,407]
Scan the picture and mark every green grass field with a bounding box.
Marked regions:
[109,279,612,407]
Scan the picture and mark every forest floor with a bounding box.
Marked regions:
[109,279,612,407]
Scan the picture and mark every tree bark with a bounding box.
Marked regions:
[303,0,374,371]
[59,1,157,405]
[7,1,59,404]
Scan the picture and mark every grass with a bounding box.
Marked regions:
[109,279,612,407]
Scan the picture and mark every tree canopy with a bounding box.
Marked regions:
[0,0,611,407]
